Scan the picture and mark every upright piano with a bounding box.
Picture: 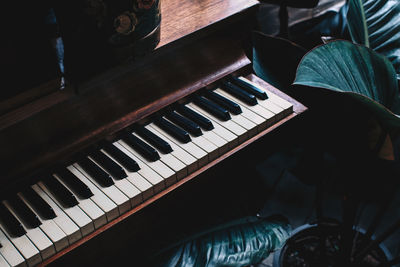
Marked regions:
[0,0,307,266]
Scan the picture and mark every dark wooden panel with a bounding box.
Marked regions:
[0,0,258,119]
[0,1,259,194]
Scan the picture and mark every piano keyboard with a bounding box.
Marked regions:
[0,76,293,266]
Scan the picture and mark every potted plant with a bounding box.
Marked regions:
[273,39,400,266]
[251,0,400,266]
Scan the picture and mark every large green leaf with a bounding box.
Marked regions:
[294,40,400,132]
[253,31,306,91]
[347,0,400,79]
[153,215,291,267]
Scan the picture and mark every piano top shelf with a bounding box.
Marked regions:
[0,0,259,123]
[158,0,259,48]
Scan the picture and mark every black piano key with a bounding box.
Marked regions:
[56,168,94,199]
[165,110,203,137]
[122,134,160,162]
[154,116,191,143]
[42,176,79,208]
[77,158,115,187]
[22,187,56,220]
[102,143,140,172]
[230,76,268,100]
[192,95,231,121]
[203,90,242,115]
[8,196,41,229]
[0,202,26,237]
[221,80,258,106]
[90,150,127,180]
[135,125,173,154]
[176,104,214,131]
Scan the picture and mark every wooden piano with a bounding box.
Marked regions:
[0,0,307,266]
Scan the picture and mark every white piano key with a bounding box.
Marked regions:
[113,143,166,193]
[187,103,248,143]
[127,132,188,180]
[238,76,293,111]
[169,107,238,149]
[156,153,187,180]
[0,225,41,267]
[200,128,230,155]
[2,201,55,261]
[0,229,25,267]
[119,133,177,186]
[235,77,292,121]
[99,150,154,200]
[252,93,285,114]
[123,172,153,201]
[148,123,208,167]
[67,166,119,222]
[17,193,68,252]
[73,163,131,215]
[86,157,142,208]
[53,174,107,230]
[214,88,276,124]
[162,117,219,161]
[37,182,94,238]
[145,125,198,174]
[189,103,247,141]
[31,185,81,245]
[23,228,53,262]
[214,89,268,131]
[0,253,10,267]
[220,107,258,137]
[188,134,219,161]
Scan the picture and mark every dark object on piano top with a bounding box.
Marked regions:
[0,202,26,237]
[53,0,161,83]
[21,188,56,220]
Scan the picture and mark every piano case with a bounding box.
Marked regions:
[0,0,307,266]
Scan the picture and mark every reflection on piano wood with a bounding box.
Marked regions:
[0,0,307,266]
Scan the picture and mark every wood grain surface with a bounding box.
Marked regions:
[0,0,259,195]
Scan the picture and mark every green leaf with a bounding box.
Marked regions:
[294,40,400,132]
[347,0,400,78]
[153,215,291,267]
[253,31,306,91]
